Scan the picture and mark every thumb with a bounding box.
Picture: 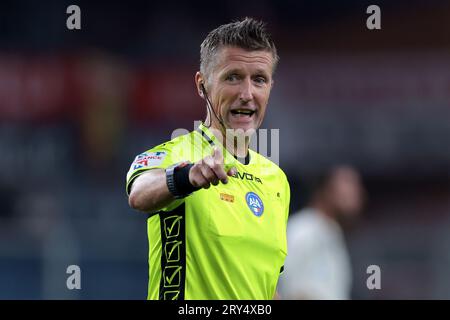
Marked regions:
[227,167,237,176]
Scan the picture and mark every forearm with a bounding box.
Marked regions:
[128,148,234,213]
[128,169,175,213]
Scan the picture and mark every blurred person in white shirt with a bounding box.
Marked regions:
[278,165,366,300]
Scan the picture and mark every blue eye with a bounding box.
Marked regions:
[254,76,267,85]
[226,74,239,81]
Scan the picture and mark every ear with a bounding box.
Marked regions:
[195,72,205,98]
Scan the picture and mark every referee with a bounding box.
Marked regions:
[126,17,290,300]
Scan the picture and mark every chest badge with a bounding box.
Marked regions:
[245,192,264,217]
[220,193,234,203]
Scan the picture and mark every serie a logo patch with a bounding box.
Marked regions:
[245,192,264,217]
[131,151,166,170]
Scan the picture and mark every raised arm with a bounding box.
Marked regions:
[128,147,236,213]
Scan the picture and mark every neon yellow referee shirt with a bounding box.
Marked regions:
[126,123,290,300]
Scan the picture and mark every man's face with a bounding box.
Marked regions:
[328,167,366,218]
[201,46,274,134]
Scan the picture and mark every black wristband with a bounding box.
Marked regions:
[166,162,200,199]
[174,163,199,195]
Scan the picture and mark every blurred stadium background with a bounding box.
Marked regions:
[0,0,449,299]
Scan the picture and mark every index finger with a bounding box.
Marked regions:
[209,147,228,183]
[212,146,224,165]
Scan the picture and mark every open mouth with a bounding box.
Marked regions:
[230,109,255,116]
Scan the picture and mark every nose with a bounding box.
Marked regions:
[238,78,254,104]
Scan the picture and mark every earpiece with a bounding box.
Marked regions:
[200,82,206,97]
[199,81,225,130]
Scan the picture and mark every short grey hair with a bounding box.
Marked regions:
[200,17,279,81]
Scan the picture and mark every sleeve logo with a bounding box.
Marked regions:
[131,151,166,170]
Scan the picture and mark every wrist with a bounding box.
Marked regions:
[166,162,199,199]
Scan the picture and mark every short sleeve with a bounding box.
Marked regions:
[283,174,291,225]
[281,172,291,249]
[125,140,190,212]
